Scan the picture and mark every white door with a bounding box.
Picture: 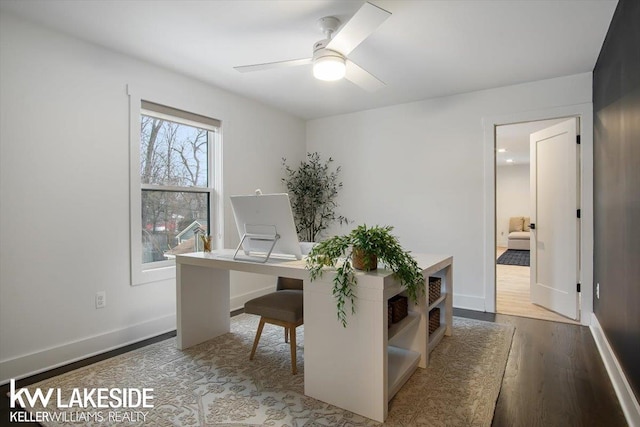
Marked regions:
[530,118,580,320]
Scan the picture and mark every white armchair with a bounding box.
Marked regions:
[507,216,531,250]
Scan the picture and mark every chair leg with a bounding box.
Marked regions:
[284,327,289,343]
[250,318,266,360]
[290,326,297,375]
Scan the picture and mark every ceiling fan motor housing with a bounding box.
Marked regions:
[313,39,345,62]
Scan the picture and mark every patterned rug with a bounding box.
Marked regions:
[497,249,530,266]
[17,314,514,426]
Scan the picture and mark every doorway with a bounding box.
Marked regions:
[483,103,594,326]
[494,119,579,324]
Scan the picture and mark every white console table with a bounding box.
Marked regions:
[175,250,453,423]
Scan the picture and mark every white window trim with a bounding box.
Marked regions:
[128,86,223,286]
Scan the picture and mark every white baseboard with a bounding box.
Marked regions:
[590,313,640,427]
[452,294,486,312]
[230,285,275,312]
[1,286,274,386]
[0,314,175,385]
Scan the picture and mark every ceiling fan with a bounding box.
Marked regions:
[234,2,391,92]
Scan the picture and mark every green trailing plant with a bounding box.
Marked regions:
[306,225,425,327]
[282,152,348,242]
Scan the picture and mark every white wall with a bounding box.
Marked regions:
[306,72,591,311]
[496,164,530,247]
[0,13,305,382]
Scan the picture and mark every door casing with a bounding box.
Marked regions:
[482,103,593,326]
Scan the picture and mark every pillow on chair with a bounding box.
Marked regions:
[523,217,531,232]
[509,217,524,233]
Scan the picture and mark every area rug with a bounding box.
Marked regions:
[497,249,530,266]
[16,314,514,426]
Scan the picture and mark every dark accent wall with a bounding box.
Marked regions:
[593,0,640,402]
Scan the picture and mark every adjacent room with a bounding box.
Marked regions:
[1,0,638,426]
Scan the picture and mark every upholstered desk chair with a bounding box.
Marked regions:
[244,277,303,374]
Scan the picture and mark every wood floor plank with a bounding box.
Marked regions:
[496,247,580,325]
[454,309,628,427]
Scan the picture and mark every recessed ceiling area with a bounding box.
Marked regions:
[0,0,617,119]
[496,118,569,166]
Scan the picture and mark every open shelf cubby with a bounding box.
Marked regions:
[387,345,421,401]
[427,293,447,312]
[428,324,447,352]
[388,310,420,341]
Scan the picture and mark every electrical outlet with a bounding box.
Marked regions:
[596,283,600,299]
[96,291,106,309]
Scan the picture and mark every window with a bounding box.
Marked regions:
[129,96,222,285]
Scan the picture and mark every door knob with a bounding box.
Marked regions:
[530,223,536,230]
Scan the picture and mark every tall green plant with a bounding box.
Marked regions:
[282,152,348,242]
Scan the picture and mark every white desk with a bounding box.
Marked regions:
[176,250,453,422]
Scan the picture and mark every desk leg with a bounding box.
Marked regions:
[176,263,230,350]
[445,262,453,336]
[304,278,387,423]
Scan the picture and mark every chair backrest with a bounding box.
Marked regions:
[277,276,303,291]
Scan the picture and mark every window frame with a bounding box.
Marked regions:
[128,87,223,286]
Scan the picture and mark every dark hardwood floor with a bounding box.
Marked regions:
[455,308,628,427]
[1,309,627,426]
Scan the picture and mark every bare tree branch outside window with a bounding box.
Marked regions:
[140,115,211,263]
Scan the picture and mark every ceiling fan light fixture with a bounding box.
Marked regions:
[313,54,346,81]
[234,3,391,90]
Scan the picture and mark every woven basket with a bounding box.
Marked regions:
[428,277,442,305]
[389,295,408,324]
[429,308,440,335]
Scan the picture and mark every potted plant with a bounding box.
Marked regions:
[282,152,348,243]
[306,225,425,327]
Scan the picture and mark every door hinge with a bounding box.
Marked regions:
[576,135,581,144]
[577,283,581,292]
[577,209,581,218]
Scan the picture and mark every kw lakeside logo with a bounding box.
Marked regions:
[8,379,154,424]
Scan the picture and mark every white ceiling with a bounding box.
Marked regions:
[0,0,617,120]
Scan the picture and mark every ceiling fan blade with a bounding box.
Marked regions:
[345,60,385,92]
[234,58,312,73]
[326,2,391,56]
